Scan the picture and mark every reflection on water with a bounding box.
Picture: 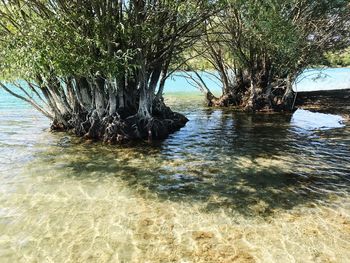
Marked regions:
[0,94,350,262]
[291,109,345,131]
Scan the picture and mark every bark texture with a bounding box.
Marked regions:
[41,76,188,143]
[203,69,296,112]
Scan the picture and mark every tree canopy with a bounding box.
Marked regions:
[0,0,349,142]
[187,0,350,110]
[0,0,219,142]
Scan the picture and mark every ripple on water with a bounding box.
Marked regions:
[0,96,350,262]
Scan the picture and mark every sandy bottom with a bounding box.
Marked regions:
[1,100,350,262]
[1,166,349,263]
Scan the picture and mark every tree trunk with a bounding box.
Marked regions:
[94,76,106,118]
[108,80,117,115]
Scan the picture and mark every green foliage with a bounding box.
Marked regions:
[1,0,348,85]
[0,4,136,80]
[201,0,350,82]
[326,48,350,67]
[0,0,217,82]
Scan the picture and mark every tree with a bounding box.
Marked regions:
[190,0,350,111]
[326,47,350,67]
[0,0,216,143]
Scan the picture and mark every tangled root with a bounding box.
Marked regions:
[50,102,189,144]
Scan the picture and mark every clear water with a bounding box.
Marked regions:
[0,69,350,262]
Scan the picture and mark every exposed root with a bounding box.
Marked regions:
[50,100,188,144]
[208,89,296,112]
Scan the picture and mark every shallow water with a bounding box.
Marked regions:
[1,78,350,262]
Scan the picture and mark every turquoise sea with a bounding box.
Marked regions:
[0,68,350,262]
[164,68,350,95]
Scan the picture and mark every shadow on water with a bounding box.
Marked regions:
[34,108,350,218]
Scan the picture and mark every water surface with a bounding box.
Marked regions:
[0,72,350,262]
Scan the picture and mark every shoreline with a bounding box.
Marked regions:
[296,88,350,118]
